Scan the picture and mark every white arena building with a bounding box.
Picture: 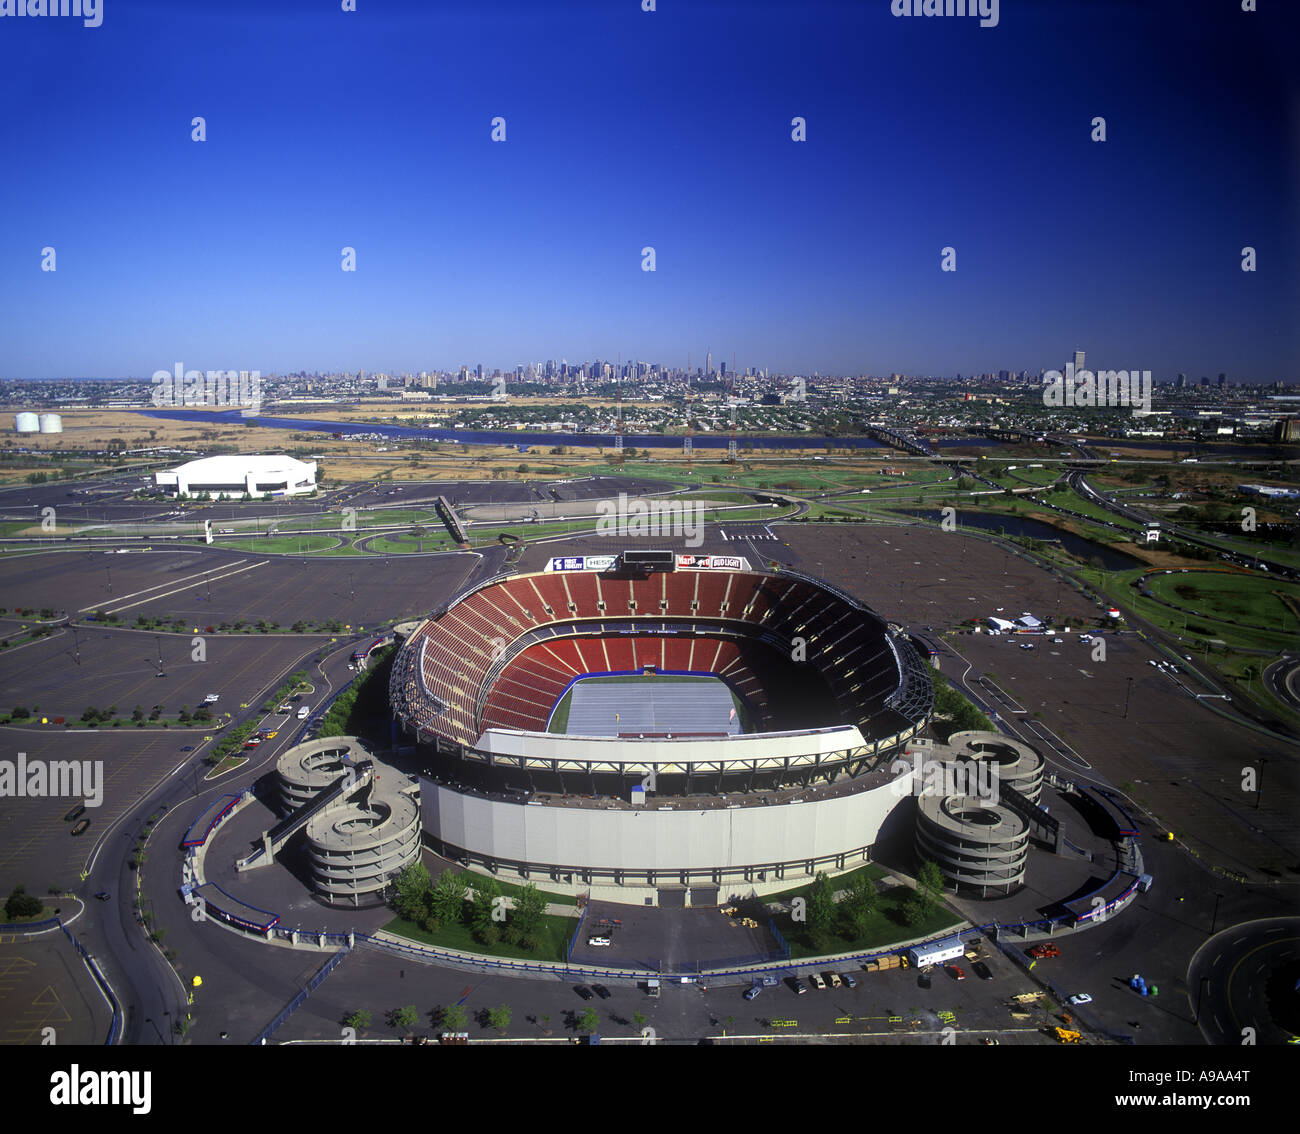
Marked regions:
[154,454,317,499]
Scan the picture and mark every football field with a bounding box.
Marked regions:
[552,675,744,737]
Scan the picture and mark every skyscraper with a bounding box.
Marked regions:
[1073,350,1085,374]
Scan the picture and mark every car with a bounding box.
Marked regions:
[93,891,110,901]
[809,973,826,990]
[1028,943,1060,961]
[841,973,857,989]
[263,730,278,739]
[971,961,993,981]
[948,965,966,981]
[825,972,842,988]
[744,984,762,1001]
[63,804,86,822]
[179,745,194,752]
[202,693,219,705]
[789,978,807,996]
[1053,638,1064,644]
[574,985,593,1000]
[587,935,611,947]
[591,984,611,1000]
[1069,993,1092,1006]
[759,975,779,987]
[243,738,261,749]
[918,971,932,990]
[71,819,90,836]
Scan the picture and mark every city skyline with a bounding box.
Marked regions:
[1,0,1296,381]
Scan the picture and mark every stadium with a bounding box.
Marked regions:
[389,550,935,904]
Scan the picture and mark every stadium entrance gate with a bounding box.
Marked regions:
[657,885,687,908]
[690,885,719,906]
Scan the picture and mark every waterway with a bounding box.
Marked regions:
[893,509,1143,570]
[132,408,1003,452]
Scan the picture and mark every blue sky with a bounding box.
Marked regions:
[0,0,1296,380]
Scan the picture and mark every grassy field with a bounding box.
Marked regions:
[1079,566,1298,653]
[215,535,342,553]
[1143,569,1300,635]
[765,865,963,958]
[383,911,577,963]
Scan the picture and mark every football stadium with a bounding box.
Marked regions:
[390,550,936,903]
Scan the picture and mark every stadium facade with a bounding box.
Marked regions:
[390,552,936,902]
[154,454,316,499]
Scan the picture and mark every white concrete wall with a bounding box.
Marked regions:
[422,778,904,872]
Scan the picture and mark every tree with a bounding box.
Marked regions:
[440,1003,468,1031]
[392,862,431,924]
[487,1004,512,1033]
[577,1007,600,1034]
[4,885,42,920]
[902,898,928,928]
[509,882,547,950]
[915,859,945,914]
[389,1005,419,1031]
[470,875,503,945]
[806,872,836,940]
[428,870,468,928]
[839,872,875,938]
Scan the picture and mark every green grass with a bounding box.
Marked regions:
[484,874,578,908]
[1144,570,1300,634]
[770,869,963,959]
[384,911,577,963]
[760,863,885,904]
[548,688,572,732]
[217,535,342,553]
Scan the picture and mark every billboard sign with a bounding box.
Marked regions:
[676,554,744,570]
[545,555,617,573]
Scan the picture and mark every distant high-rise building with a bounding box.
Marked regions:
[1217,372,1227,388]
[1073,350,1085,374]
[706,350,712,378]
[1176,373,1187,388]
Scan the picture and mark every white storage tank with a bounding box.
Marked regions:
[38,414,63,434]
[14,412,39,433]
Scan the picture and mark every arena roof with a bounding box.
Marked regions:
[157,454,315,480]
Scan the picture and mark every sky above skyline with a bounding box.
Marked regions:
[1,0,1297,382]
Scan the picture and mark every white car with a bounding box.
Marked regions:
[587,936,611,947]
[809,973,826,990]
[1069,993,1092,1006]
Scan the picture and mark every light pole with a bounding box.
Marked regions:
[1122,676,1133,720]
[1210,892,1224,934]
